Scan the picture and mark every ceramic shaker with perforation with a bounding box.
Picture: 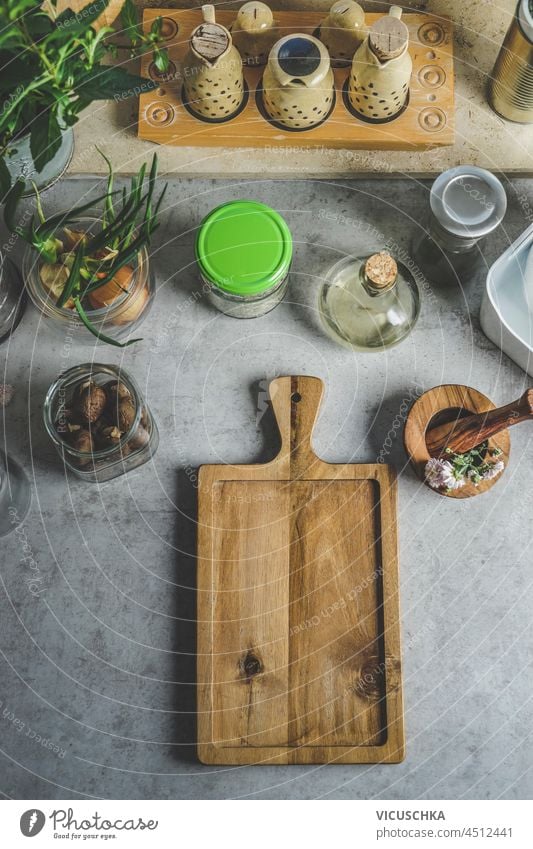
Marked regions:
[183,4,245,121]
[231,1,277,66]
[347,5,412,121]
[262,33,334,129]
[318,0,367,67]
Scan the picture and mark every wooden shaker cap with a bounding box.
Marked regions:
[365,252,397,289]
[191,22,230,60]
[192,5,230,61]
[369,13,409,61]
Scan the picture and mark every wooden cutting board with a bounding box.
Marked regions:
[197,376,404,764]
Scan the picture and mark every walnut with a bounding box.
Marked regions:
[74,382,107,424]
[98,425,122,446]
[97,425,132,458]
[117,399,136,432]
[93,418,112,449]
[70,429,93,465]
[106,380,132,404]
[72,379,93,403]
[99,425,131,457]
[128,425,150,451]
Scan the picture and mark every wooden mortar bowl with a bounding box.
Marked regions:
[403,384,510,499]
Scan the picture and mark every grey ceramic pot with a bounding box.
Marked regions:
[4,127,74,195]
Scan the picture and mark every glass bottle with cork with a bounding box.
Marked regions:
[319,250,420,351]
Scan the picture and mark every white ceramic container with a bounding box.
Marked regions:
[262,34,334,129]
[480,222,533,376]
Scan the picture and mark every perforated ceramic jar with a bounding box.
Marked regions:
[195,201,293,318]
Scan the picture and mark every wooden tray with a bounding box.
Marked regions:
[139,8,454,150]
[197,376,404,764]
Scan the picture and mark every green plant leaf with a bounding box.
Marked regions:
[0,156,12,198]
[121,0,141,43]
[3,178,26,233]
[76,66,156,101]
[96,146,115,227]
[152,45,169,73]
[25,10,53,36]
[57,240,85,307]
[53,0,111,35]
[74,297,142,348]
[30,110,62,173]
[36,191,117,239]
[84,190,149,254]
[84,236,148,292]
[150,182,166,229]
[0,58,38,94]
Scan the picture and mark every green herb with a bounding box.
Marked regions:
[443,443,504,489]
[0,0,168,194]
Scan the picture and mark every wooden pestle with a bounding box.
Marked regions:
[426,389,533,457]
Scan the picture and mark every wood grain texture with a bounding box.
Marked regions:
[55,0,124,31]
[197,376,404,764]
[138,8,454,150]
[425,388,533,457]
[404,384,511,499]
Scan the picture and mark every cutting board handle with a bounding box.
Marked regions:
[269,375,324,477]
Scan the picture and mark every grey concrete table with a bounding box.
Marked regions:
[1,176,532,800]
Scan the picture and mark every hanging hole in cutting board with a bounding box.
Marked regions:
[291,392,302,403]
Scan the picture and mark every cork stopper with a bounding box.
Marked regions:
[369,10,408,61]
[364,252,398,289]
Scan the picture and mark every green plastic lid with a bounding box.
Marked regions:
[195,201,293,296]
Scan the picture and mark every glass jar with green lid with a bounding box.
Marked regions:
[195,200,293,317]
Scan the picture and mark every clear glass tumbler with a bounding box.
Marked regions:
[0,451,31,537]
[0,251,25,343]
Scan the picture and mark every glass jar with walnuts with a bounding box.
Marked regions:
[43,363,159,482]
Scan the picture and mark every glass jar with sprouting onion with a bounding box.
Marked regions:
[7,152,165,348]
[23,217,154,345]
[43,363,159,483]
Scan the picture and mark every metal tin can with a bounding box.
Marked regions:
[489,0,533,123]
